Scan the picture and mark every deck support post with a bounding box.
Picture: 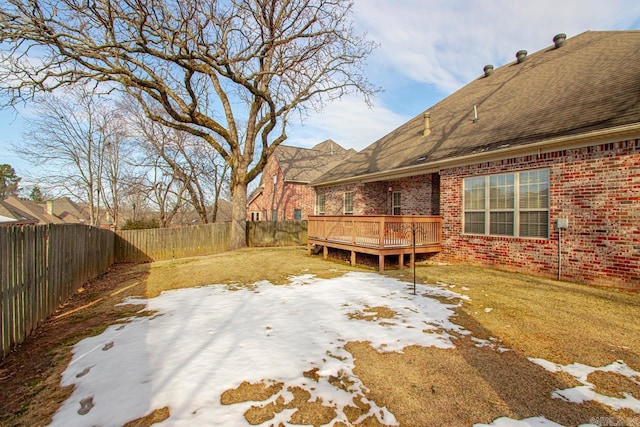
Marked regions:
[350,250,356,266]
[323,245,328,260]
[378,254,385,271]
[398,254,404,270]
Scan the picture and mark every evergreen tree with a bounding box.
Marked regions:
[0,164,20,199]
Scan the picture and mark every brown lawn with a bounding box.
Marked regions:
[0,247,638,427]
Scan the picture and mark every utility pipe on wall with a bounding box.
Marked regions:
[556,218,568,280]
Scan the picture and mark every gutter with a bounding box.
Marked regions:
[311,122,640,187]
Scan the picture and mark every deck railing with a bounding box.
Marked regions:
[308,215,442,249]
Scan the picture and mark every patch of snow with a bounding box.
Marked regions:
[529,358,640,412]
[484,307,493,313]
[470,337,510,353]
[51,272,466,426]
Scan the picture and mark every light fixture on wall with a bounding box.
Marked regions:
[388,186,393,192]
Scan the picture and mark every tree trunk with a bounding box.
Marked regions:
[229,181,248,250]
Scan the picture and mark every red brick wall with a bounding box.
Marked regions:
[316,174,439,215]
[246,158,316,221]
[438,139,640,289]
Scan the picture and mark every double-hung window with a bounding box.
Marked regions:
[316,194,325,215]
[463,169,549,238]
[392,191,401,215]
[344,192,354,215]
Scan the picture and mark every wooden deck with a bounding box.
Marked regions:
[307,215,442,271]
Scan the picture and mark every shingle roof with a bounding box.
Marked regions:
[273,140,355,183]
[313,30,640,185]
[0,198,41,225]
[2,197,66,224]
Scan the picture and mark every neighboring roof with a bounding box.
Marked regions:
[39,197,91,224]
[1,196,65,225]
[0,198,39,225]
[273,140,356,183]
[313,30,640,186]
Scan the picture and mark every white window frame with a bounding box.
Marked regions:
[392,191,401,215]
[316,194,325,215]
[462,169,549,239]
[344,191,354,215]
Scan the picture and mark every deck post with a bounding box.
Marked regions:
[398,253,404,270]
[323,245,328,260]
[351,250,356,266]
[378,254,385,271]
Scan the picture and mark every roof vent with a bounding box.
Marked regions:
[553,33,566,48]
[423,112,431,137]
[516,50,527,63]
[483,64,494,77]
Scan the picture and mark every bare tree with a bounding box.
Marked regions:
[0,0,377,249]
[16,86,127,226]
[125,99,229,226]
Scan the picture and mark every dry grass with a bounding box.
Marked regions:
[1,247,639,427]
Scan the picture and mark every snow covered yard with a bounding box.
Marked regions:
[49,272,465,426]
[48,270,640,427]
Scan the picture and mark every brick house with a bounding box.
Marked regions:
[310,31,640,288]
[247,140,355,221]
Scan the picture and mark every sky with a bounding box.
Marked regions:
[48,271,640,426]
[1,0,640,179]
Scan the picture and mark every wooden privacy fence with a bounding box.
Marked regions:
[1,224,114,358]
[115,221,307,262]
[114,222,231,262]
[247,220,307,247]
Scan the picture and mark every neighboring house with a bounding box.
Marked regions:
[39,197,92,224]
[311,31,640,288]
[0,196,65,225]
[247,140,355,221]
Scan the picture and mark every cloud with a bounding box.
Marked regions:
[354,0,640,93]
[286,95,410,151]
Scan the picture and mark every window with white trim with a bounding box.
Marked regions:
[344,191,354,215]
[316,194,325,215]
[392,191,401,215]
[463,169,549,238]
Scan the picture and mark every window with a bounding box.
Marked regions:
[316,194,325,215]
[294,209,302,220]
[271,210,278,222]
[344,192,354,215]
[392,191,401,215]
[273,174,278,191]
[463,170,549,238]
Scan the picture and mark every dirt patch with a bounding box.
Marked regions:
[348,306,398,321]
[220,381,284,405]
[587,371,640,399]
[122,407,170,427]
